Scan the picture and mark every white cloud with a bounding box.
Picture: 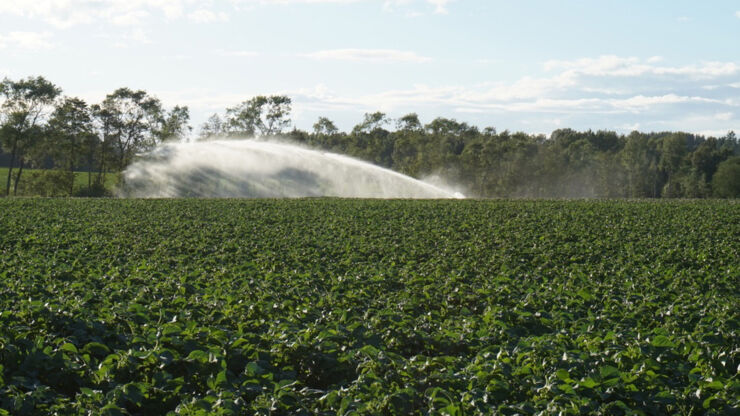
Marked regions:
[474,58,501,64]
[128,28,151,43]
[148,52,740,135]
[380,0,454,14]
[0,0,186,28]
[233,0,360,4]
[112,28,152,48]
[0,0,453,30]
[614,94,721,110]
[735,11,740,18]
[188,9,229,23]
[215,49,259,57]
[70,50,737,135]
[544,55,740,79]
[694,129,736,138]
[301,48,431,63]
[715,112,733,121]
[0,31,53,49]
[110,10,150,26]
[621,122,641,131]
[276,55,740,134]
[274,0,365,4]
[544,55,641,73]
[425,0,452,14]
[235,0,451,10]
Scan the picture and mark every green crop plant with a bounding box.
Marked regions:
[0,199,737,415]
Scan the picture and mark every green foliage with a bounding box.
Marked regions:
[94,87,165,171]
[222,95,292,137]
[0,199,737,414]
[0,76,190,196]
[20,169,75,197]
[312,117,339,135]
[158,105,192,142]
[0,168,118,197]
[712,156,740,198]
[44,97,96,179]
[0,76,62,196]
[288,121,739,198]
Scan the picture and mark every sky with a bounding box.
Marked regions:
[1,0,739,137]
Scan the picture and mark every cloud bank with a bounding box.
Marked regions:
[151,55,738,136]
[284,55,739,134]
[0,0,453,28]
[0,31,53,49]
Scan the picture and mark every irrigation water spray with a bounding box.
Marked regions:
[120,139,465,198]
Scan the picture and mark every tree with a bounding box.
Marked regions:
[199,114,225,140]
[224,95,292,137]
[98,88,164,172]
[90,103,117,185]
[260,95,292,135]
[425,117,475,137]
[712,156,740,198]
[391,115,426,176]
[0,76,61,195]
[351,112,389,135]
[396,113,422,132]
[659,133,689,197]
[313,117,338,135]
[45,97,96,194]
[621,132,659,197]
[158,105,191,142]
[351,112,393,166]
[718,131,739,154]
[310,117,342,150]
[460,140,486,196]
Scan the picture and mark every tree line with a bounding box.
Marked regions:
[2,76,739,198]
[295,118,740,198]
[0,76,190,196]
[200,95,739,198]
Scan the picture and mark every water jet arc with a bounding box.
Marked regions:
[121,139,464,199]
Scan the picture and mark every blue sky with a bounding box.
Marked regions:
[1,0,739,137]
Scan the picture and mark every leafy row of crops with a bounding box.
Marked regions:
[0,199,738,415]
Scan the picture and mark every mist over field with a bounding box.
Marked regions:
[121,139,463,199]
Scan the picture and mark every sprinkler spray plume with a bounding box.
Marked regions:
[121,138,465,199]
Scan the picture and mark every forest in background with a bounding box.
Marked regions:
[2,76,739,198]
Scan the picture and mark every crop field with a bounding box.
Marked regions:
[0,199,738,415]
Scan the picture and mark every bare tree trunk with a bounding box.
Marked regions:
[98,160,106,186]
[13,158,24,196]
[70,163,76,195]
[5,139,18,196]
[87,148,93,191]
[97,144,106,185]
[5,165,13,197]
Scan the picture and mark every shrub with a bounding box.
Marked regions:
[22,169,75,197]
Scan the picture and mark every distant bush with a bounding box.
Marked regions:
[22,169,75,197]
[73,182,112,197]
